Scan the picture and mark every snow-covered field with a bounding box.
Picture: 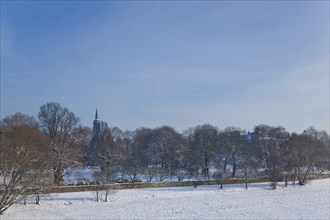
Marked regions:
[3,179,329,219]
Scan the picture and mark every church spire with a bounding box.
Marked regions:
[95,108,98,120]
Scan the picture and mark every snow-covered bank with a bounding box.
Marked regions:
[3,179,329,219]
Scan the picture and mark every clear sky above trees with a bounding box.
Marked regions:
[1,1,329,133]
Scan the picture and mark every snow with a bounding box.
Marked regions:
[3,179,329,219]
[63,166,100,185]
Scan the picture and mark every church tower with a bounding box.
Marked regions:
[88,108,110,165]
[93,109,101,136]
[88,109,102,165]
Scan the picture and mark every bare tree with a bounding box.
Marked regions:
[143,166,158,182]
[303,127,330,172]
[0,113,51,214]
[251,125,289,189]
[91,128,120,201]
[73,126,92,166]
[187,124,219,180]
[219,127,247,178]
[286,134,326,185]
[95,127,143,183]
[240,142,260,189]
[147,126,187,181]
[111,128,144,183]
[120,128,153,182]
[304,126,329,144]
[93,167,117,202]
[38,102,81,186]
[132,127,153,168]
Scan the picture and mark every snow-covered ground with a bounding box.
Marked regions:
[3,179,329,219]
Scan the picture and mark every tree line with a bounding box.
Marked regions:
[1,102,329,214]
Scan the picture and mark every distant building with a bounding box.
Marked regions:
[87,109,110,165]
[93,109,101,136]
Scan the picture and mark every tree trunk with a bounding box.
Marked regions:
[300,164,312,185]
[244,166,248,189]
[232,161,237,178]
[270,169,278,190]
[104,191,108,202]
[219,173,224,189]
[53,164,63,186]
[35,195,40,205]
[292,168,297,185]
[223,159,227,175]
[170,165,173,182]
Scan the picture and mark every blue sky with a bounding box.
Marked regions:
[1,1,329,133]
